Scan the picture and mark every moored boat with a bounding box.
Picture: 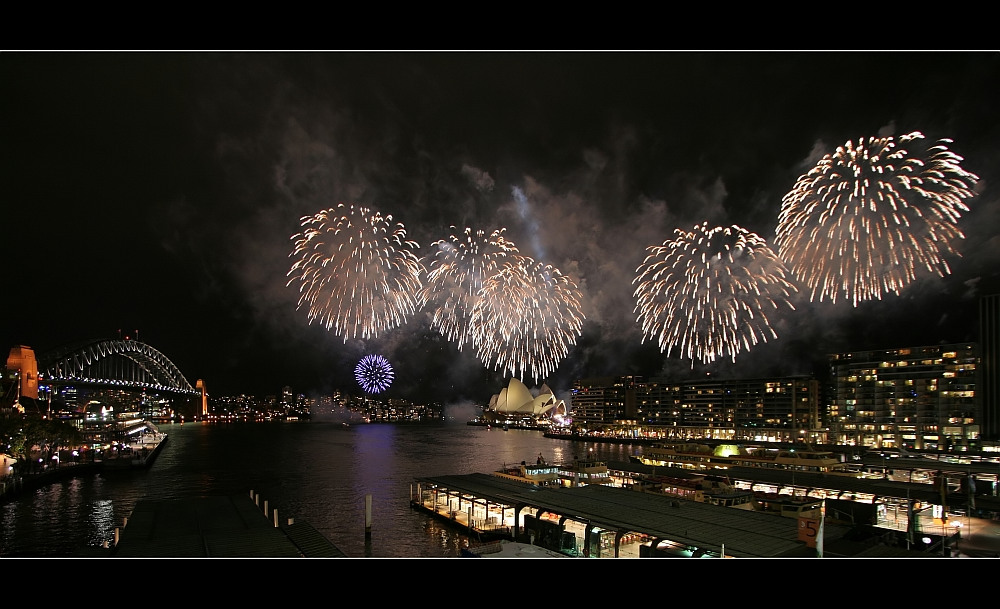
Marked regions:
[626,472,756,509]
[558,458,613,487]
[637,442,857,476]
[492,460,561,486]
[492,457,614,488]
[751,491,824,518]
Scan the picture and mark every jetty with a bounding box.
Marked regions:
[92,490,346,558]
[99,430,169,469]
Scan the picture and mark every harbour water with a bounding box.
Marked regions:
[0,416,637,558]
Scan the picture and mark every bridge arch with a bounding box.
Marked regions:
[37,338,199,395]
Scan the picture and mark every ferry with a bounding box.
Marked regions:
[751,492,824,518]
[559,458,613,487]
[637,442,858,476]
[623,470,824,516]
[492,461,561,486]
[627,473,756,509]
[491,457,613,487]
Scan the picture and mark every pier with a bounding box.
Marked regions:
[101,490,346,558]
[410,469,972,558]
[98,430,169,469]
[411,472,830,557]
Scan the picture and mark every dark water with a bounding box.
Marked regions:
[0,419,639,558]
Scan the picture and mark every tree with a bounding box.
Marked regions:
[1,413,82,472]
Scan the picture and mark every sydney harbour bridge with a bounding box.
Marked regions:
[28,338,206,418]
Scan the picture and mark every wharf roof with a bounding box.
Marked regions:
[415,472,835,557]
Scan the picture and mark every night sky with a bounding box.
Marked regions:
[2,51,998,404]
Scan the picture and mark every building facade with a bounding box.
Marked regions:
[638,375,819,437]
[569,374,822,444]
[827,343,978,451]
[980,294,999,441]
[571,376,640,426]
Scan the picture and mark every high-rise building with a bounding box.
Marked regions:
[638,375,819,442]
[980,294,1000,441]
[569,374,820,443]
[570,376,640,426]
[828,343,978,451]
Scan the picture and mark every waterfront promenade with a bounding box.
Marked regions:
[1,452,98,503]
[0,431,168,504]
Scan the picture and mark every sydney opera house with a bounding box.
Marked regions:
[475,377,570,428]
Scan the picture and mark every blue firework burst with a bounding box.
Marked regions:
[355,354,394,394]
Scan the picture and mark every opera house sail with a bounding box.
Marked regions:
[480,377,569,428]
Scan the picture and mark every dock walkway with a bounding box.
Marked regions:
[96,490,346,558]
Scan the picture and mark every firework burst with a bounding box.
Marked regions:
[418,227,519,350]
[287,204,426,342]
[775,132,979,306]
[633,223,797,365]
[355,354,394,394]
[471,255,585,382]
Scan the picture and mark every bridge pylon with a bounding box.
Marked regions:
[196,379,207,417]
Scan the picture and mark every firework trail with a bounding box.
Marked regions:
[287,204,426,342]
[633,223,797,365]
[775,132,979,306]
[418,227,520,350]
[471,255,585,382]
[355,354,394,394]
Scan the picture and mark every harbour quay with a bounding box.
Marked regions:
[1,432,170,505]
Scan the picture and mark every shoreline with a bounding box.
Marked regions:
[0,433,168,505]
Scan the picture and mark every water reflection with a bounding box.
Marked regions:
[1,421,643,558]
